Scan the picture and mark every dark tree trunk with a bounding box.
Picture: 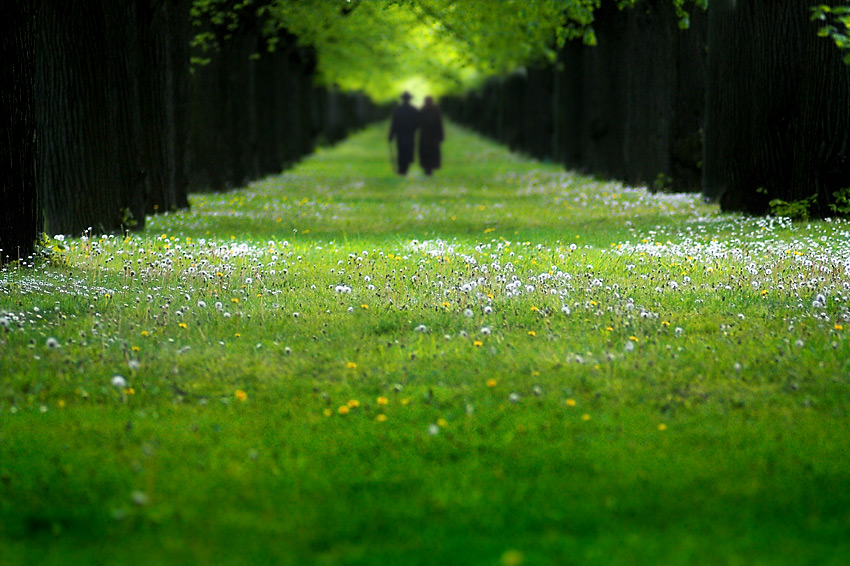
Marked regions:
[38,0,147,236]
[581,1,628,180]
[1,0,40,265]
[623,0,675,188]
[141,0,191,214]
[556,42,585,169]
[705,0,850,216]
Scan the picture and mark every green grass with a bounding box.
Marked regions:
[2,121,850,565]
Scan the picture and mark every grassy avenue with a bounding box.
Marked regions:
[2,122,850,564]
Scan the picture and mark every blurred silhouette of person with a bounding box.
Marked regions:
[388,91,419,175]
[418,96,444,176]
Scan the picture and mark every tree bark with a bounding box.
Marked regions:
[142,0,191,214]
[1,0,40,264]
[705,0,850,216]
[38,0,147,236]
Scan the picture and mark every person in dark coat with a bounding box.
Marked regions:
[388,91,419,175]
[418,96,444,176]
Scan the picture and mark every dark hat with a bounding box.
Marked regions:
[401,91,412,101]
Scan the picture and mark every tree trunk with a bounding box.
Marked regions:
[142,0,191,214]
[1,0,40,265]
[705,0,850,216]
[38,0,147,236]
[581,1,628,180]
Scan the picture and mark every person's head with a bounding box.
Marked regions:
[424,96,434,107]
[400,91,412,103]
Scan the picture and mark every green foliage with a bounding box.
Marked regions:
[651,172,673,193]
[190,0,710,100]
[769,195,817,221]
[829,187,850,216]
[812,4,850,64]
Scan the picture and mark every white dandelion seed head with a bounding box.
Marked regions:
[428,424,440,436]
[128,359,140,371]
[508,392,521,403]
[463,308,474,318]
[624,341,635,352]
[111,375,127,388]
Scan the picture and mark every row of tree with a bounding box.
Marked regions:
[1,0,384,265]
[443,0,850,216]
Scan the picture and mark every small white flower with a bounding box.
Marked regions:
[463,308,474,318]
[508,392,520,403]
[624,341,635,352]
[428,424,440,436]
[111,375,127,388]
[197,300,207,308]
[45,337,60,349]
[128,359,140,371]
[674,327,684,335]
[480,326,491,336]
[561,305,571,315]
[483,305,493,315]
[415,324,428,333]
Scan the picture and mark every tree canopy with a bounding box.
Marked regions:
[192,0,707,102]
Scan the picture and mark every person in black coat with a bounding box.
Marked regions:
[418,96,444,176]
[388,92,419,175]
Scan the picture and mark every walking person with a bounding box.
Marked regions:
[418,96,444,176]
[388,91,419,175]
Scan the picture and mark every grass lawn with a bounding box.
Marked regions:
[2,121,850,565]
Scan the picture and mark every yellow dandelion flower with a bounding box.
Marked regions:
[178,322,188,329]
[126,388,135,395]
[323,408,333,417]
[235,390,247,401]
[487,379,498,388]
[376,414,388,423]
[530,306,539,312]
[377,397,389,405]
[661,321,670,327]
[658,423,668,431]
[474,340,483,347]
[361,304,369,309]
[401,398,411,405]
[231,298,239,304]
[605,326,613,332]
[566,398,576,407]
[835,324,844,330]
[346,361,357,369]
[437,418,448,428]
[581,413,591,421]
[131,345,141,352]
[57,400,66,409]
[528,331,536,336]
[140,330,150,337]
[234,333,241,338]
[629,336,638,342]
[347,399,360,408]
[337,405,350,415]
